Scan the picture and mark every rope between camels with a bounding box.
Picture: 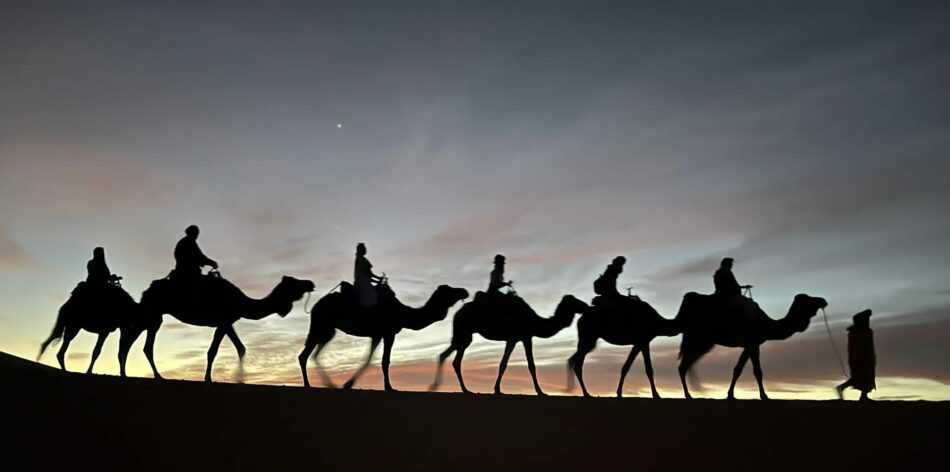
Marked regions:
[303,282,342,314]
[822,308,848,377]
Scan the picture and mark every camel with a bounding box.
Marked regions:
[38,282,145,376]
[676,293,827,399]
[133,273,315,382]
[566,295,679,398]
[298,281,469,391]
[429,293,590,396]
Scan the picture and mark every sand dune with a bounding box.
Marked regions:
[5,351,947,471]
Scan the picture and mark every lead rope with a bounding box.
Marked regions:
[822,308,848,377]
[303,282,341,314]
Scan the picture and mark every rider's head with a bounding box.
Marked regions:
[93,247,104,258]
[612,255,626,267]
[185,225,200,239]
[721,257,734,269]
[356,243,367,256]
[494,254,506,266]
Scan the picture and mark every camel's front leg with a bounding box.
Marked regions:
[381,335,396,391]
[56,327,80,372]
[750,346,768,400]
[523,338,545,396]
[144,326,163,380]
[641,344,660,399]
[727,348,752,399]
[118,326,142,378]
[616,345,641,398]
[223,325,247,383]
[429,343,456,391]
[205,327,227,383]
[494,341,517,394]
[344,337,381,389]
[86,332,108,374]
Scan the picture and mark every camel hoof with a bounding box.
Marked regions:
[535,391,547,397]
[760,394,770,400]
[343,380,355,390]
[461,388,473,395]
[384,386,396,392]
[427,383,440,392]
[652,392,661,400]
[616,391,624,398]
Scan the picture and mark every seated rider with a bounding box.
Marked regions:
[86,247,121,285]
[713,257,751,298]
[354,243,383,307]
[487,254,513,295]
[593,256,625,299]
[173,225,218,281]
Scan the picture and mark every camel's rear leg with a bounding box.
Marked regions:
[616,345,641,398]
[568,336,597,397]
[344,337,381,389]
[678,340,710,399]
[86,332,109,374]
[381,335,396,391]
[451,332,474,393]
[143,325,163,380]
[493,341,517,395]
[429,343,456,391]
[727,348,752,399]
[56,326,80,372]
[205,327,227,382]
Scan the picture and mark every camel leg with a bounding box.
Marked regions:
[429,343,456,391]
[381,335,396,392]
[298,336,318,388]
[344,337,381,389]
[143,328,163,380]
[223,325,247,383]
[616,345,642,398]
[678,348,703,400]
[570,336,597,397]
[727,348,752,400]
[641,344,660,399]
[451,332,474,393]
[205,327,227,383]
[118,328,138,378]
[86,332,108,374]
[56,326,80,372]
[750,346,768,400]
[493,341,517,395]
[523,338,545,396]
[311,334,339,388]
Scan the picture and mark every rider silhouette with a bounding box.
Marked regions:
[173,225,218,280]
[487,254,513,294]
[714,258,750,298]
[86,247,117,284]
[593,256,625,298]
[354,243,383,307]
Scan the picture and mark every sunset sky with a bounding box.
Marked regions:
[1,1,949,400]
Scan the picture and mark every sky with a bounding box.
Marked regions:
[1,0,949,400]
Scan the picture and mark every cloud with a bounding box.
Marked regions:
[0,233,36,269]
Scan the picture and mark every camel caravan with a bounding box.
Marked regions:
[39,225,880,401]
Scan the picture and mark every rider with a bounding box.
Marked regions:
[173,225,218,280]
[593,256,625,298]
[86,247,120,285]
[713,257,751,298]
[487,254,513,294]
[354,243,383,307]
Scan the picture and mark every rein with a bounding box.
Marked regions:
[822,307,848,377]
[303,282,341,314]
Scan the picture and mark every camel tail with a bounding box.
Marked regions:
[38,305,67,360]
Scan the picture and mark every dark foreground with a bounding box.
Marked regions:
[4,352,948,471]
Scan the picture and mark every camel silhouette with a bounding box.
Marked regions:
[675,293,827,399]
[429,294,590,395]
[566,296,679,398]
[133,272,315,382]
[298,281,468,391]
[38,282,144,376]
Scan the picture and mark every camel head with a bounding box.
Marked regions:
[432,285,470,307]
[272,276,316,317]
[788,294,828,332]
[559,294,591,315]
